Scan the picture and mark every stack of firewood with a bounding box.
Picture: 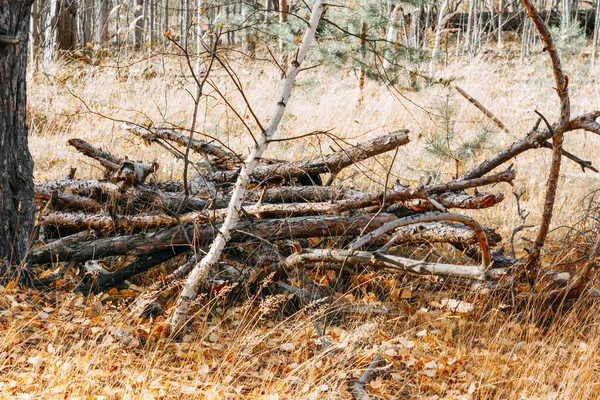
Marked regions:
[30,123,516,295]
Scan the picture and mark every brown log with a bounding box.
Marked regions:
[351,212,492,270]
[68,138,158,184]
[31,213,400,264]
[124,123,238,161]
[244,185,366,204]
[36,180,223,213]
[37,179,122,197]
[204,130,410,183]
[77,249,188,294]
[35,188,103,212]
[33,230,97,263]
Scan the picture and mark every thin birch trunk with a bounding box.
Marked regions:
[498,0,503,46]
[429,0,448,81]
[169,0,326,334]
[44,0,58,66]
[464,0,473,53]
[591,0,600,69]
[135,0,144,49]
[383,3,401,70]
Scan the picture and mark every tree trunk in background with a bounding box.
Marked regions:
[96,0,109,44]
[57,0,77,52]
[0,1,36,274]
[135,0,144,48]
[44,0,59,64]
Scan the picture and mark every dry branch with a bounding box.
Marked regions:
[521,0,570,270]
[68,139,158,184]
[454,85,510,133]
[124,123,238,161]
[204,130,410,183]
[286,249,507,280]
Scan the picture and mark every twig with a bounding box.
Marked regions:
[0,35,23,45]
[454,85,511,133]
[348,355,383,400]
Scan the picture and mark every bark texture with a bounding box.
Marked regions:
[0,1,35,269]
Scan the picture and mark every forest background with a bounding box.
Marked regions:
[3,0,600,398]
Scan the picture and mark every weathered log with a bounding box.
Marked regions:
[387,222,501,247]
[244,185,366,204]
[38,189,506,231]
[78,249,187,294]
[68,138,158,184]
[396,192,504,212]
[33,230,97,263]
[37,179,122,197]
[351,212,492,270]
[124,123,238,161]
[447,10,597,36]
[204,130,410,183]
[31,213,400,264]
[35,188,103,212]
[339,167,515,212]
[285,249,507,280]
[36,180,222,213]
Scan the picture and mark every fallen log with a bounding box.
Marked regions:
[31,213,401,264]
[396,192,504,212]
[386,221,501,247]
[36,180,223,213]
[78,249,188,294]
[35,188,103,212]
[68,138,158,184]
[351,212,492,271]
[38,189,506,231]
[37,179,122,198]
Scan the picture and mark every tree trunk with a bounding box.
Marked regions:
[0,1,36,274]
[135,0,145,49]
[96,0,109,44]
[44,0,59,64]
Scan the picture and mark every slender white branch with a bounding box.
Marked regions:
[170,0,326,334]
[286,249,507,281]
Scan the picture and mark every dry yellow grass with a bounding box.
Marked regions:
[2,42,600,398]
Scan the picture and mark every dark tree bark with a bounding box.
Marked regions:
[0,1,35,272]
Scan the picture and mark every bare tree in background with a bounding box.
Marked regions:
[0,1,36,279]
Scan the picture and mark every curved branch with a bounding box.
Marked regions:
[349,212,491,270]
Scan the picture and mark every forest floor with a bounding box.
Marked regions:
[3,42,600,398]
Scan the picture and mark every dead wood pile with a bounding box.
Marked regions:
[30,123,520,295]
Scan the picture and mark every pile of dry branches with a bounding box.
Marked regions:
[33,124,514,292]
